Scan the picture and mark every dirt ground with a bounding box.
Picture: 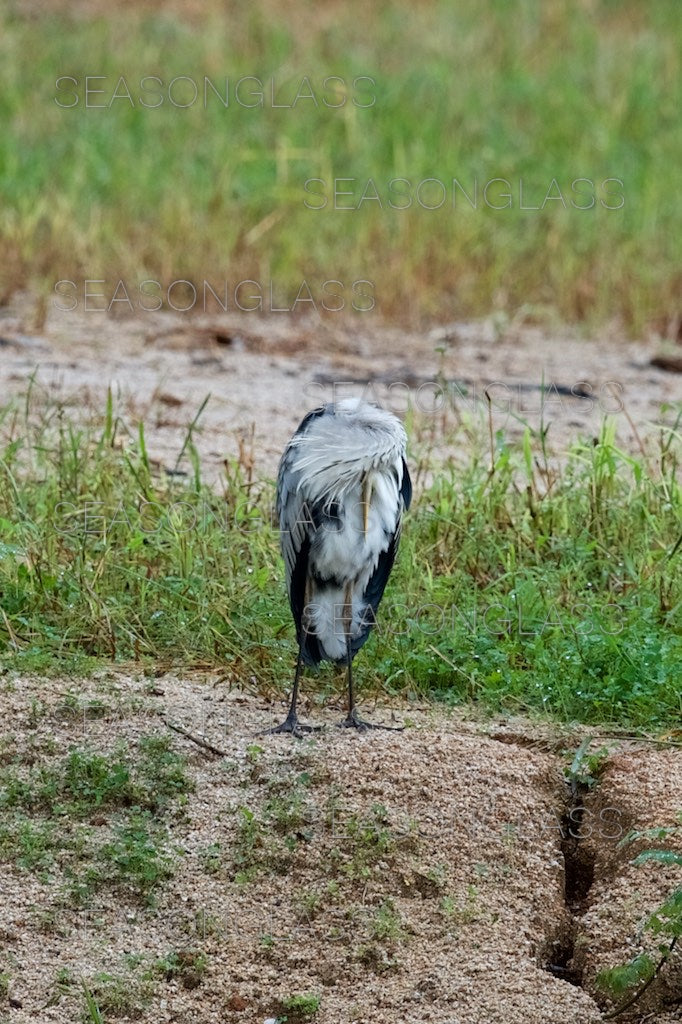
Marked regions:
[1,297,680,482]
[0,673,681,1024]
[1,302,681,1022]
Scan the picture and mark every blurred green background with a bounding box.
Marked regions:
[1,0,680,330]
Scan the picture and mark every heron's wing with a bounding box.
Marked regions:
[276,405,332,664]
[277,442,329,664]
[350,457,410,654]
[277,451,307,617]
[276,405,328,586]
[363,526,401,615]
[347,524,400,658]
[400,456,412,511]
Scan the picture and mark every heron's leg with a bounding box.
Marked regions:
[260,642,321,738]
[346,631,356,720]
[338,634,403,732]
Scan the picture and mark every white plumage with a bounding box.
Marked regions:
[268,398,411,734]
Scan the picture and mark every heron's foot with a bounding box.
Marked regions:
[259,713,322,739]
[338,709,404,732]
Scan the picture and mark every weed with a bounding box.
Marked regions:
[150,950,207,990]
[231,771,316,878]
[198,842,223,875]
[280,992,321,1019]
[440,885,480,927]
[46,969,78,1007]
[95,815,176,904]
[0,817,57,874]
[564,737,610,793]
[81,970,152,1020]
[329,801,404,880]
[80,982,105,1024]
[0,732,188,905]
[0,738,191,818]
[370,899,405,942]
[597,812,682,1018]
[296,890,321,921]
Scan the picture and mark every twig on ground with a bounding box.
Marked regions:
[158,714,228,757]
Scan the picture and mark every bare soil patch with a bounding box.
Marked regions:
[0,672,680,1024]
[1,299,679,484]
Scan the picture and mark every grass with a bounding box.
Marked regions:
[369,899,405,942]
[0,0,680,330]
[0,736,192,817]
[441,885,480,929]
[329,801,409,881]
[80,972,152,1021]
[0,733,191,905]
[230,771,316,881]
[149,949,207,990]
[53,952,207,1023]
[280,992,321,1020]
[1,387,680,732]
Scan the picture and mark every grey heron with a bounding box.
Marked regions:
[267,398,411,736]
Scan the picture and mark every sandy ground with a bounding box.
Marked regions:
[1,297,680,484]
[0,673,681,1024]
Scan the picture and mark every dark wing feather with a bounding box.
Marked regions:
[277,454,307,624]
[400,457,412,511]
[276,404,327,596]
[276,408,329,665]
[349,527,400,655]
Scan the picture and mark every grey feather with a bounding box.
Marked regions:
[276,398,410,665]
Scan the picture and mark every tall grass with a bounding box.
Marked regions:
[1,389,680,730]
[0,0,680,329]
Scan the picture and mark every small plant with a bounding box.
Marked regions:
[331,802,401,880]
[440,884,479,927]
[233,805,265,877]
[198,842,222,875]
[564,737,609,794]
[597,812,682,1019]
[354,943,399,974]
[0,737,188,908]
[96,816,175,904]
[264,790,309,837]
[0,738,191,818]
[370,900,404,942]
[45,967,77,1007]
[80,981,105,1024]
[0,816,57,874]
[245,744,264,763]
[231,776,315,879]
[81,970,153,1019]
[281,991,321,1018]
[424,864,448,891]
[136,735,193,808]
[150,950,207,990]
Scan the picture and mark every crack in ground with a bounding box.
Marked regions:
[486,730,602,993]
[543,774,598,989]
